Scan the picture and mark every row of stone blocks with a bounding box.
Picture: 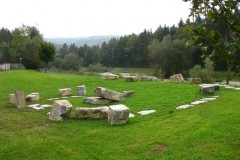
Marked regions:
[58,85,86,97]
[49,100,130,125]
[9,91,40,108]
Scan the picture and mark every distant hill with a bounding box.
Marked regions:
[45,35,119,48]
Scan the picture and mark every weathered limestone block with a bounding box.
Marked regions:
[108,104,130,125]
[49,100,72,121]
[9,94,16,104]
[213,84,220,91]
[99,72,112,77]
[151,76,159,81]
[15,90,26,108]
[75,106,109,119]
[83,97,111,105]
[104,73,119,80]
[124,76,139,82]
[140,76,152,81]
[170,74,185,83]
[200,84,214,94]
[26,92,40,102]
[141,76,159,81]
[77,85,86,96]
[94,87,125,101]
[122,90,134,97]
[58,88,72,96]
[191,78,202,84]
[120,73,130,78]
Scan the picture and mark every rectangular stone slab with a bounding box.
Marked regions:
[75,106,109,119]
[83,97,111,105]
[15,90,26,108]
[108,104,130,125]
[94,87,125,101]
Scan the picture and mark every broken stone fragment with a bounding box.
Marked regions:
[49,100,72,121]
[104,73,119,80]
[108,104,130,125]
[75,106,109,119]
[15,90,26,108]
[58,88,72,96]
[77,85,86,96]
[170,74,185,83]
[199,84,214,94]
[122,90,134,97]
[26,92,40,102]
[94,87,125,101]
[83,97,111,105]
[124,76,139,82]
[9,94,16,104]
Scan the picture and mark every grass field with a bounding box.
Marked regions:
[0,70,239,160]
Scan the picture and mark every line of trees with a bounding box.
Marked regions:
[49,20,207,77]
[0,25,55,70]
[1,0,239,80]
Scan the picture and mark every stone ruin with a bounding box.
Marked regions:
[58,88,72,96]
[77,85,86,96]
[199,84,220,94]
[170,74,185,83]
[49,100,73,121]
[15,90,26,108]
[75,106,109,119]
[94,87,125,101]
[108,104,130,125]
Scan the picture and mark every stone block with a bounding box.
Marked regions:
[9,94,16,104]
[58,88,72,96]
[77,85,86,96]
[49,100,73,121]
[124,76,139,82]
[122,90,134,97]
[75,106,109,119]
[94,87,125,101]
[200,84,214,94]
[108,104,130,125]
[170,74,185,83]
[104,73,119,80]
[83,97,111,105]
[15,90,26,108]
[26,92,40,102]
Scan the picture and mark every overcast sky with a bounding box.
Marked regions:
[1,0,191,38]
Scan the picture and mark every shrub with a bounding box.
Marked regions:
[189,58,214,83]
[189,65,202,78]
[87,64,108,72]
[111,68,122,75]
[153,68,165,79]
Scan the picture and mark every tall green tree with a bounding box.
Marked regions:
[183,0,240,83]
[39,41,56,73]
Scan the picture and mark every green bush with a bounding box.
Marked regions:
[87,64,108,72]
[153,68,165,79]
[189,65,202,78]
[189,58,214,83]
[111,68,122,75]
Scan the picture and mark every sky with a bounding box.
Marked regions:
[1,0,191,38]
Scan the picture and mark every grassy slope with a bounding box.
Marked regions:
[0,70,239,160]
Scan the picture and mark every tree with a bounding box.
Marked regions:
[59,43,69,58]
[39,41,56,73]
[148,36,194,77]
[183,0,240,84]
[62,53,82,71]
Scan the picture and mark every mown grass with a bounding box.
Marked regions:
[0,70,239,160]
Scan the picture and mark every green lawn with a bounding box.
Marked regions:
[0,70,239,160]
